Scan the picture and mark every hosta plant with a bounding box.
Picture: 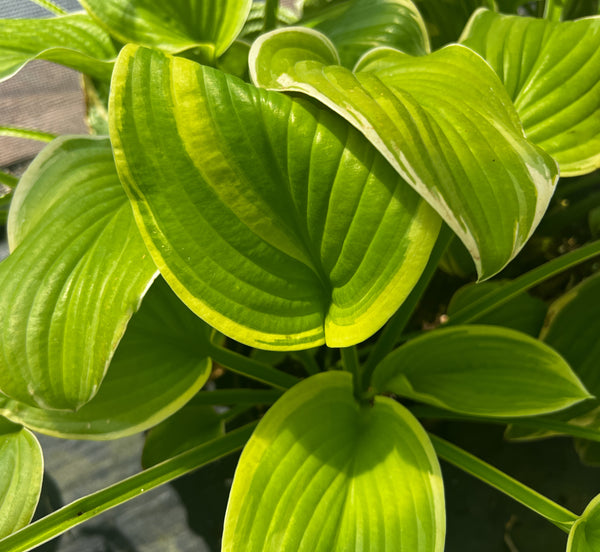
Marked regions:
[1,0,600,550]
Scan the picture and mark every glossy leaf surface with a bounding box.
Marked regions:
[447,281,547,336]
[0,278,212,440]
[372,325,591,417]
[223,371,445,551]
[461,9,600,176]
[314,0,429,68]
[568,494,600,551]
[80,0,252,59]
[0,418,43,538]
[110,45,440,350]
[0,14,116,83]
[0,137,157,411]
[250,28,558,279]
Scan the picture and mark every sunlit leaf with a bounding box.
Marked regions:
[313,0,430,68]
[250,27,558,279]
[80,0,252,60]
[372,325,591,417]
[239,1,299,40]
[142,401,223,468]
[0,137,157,411]
[110,44,440,350]
[0,277,212,440]
[568,493,600,551]
[0,418,43,539]
[447,281,547,336]
[223,371,445,551]
[461,9,600,176]
[0,14,116,83]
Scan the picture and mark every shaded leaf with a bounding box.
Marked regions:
[372,325,591,417]
[0,137,157,411]
[110,44,440,350]
[223,371,445,551]
[142,401,223,468]
[250,28,558,279]
[414,0,493,49]
[461,9,600,176]
[314,0,429,68]
[568,494,600,551]
[239,1,299,40]
[0,277,212,440]
[0,14,116,83]
[80,0,252,60]
[447,281,547,336]
[0,418,43,538]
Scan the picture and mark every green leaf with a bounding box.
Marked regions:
[0,277,212,440]
[568,494,600,551]
[461,10,600,176]
[239,1,299,40]
[223,371,445,551]
[0,418,43,539]
[110,44,440,350]
[372,325,591,417]
[0,137,157,411]
[414,0,493,49]
[142,401,223,468]
[80,0,252,60]
[0,14,116,83]
[250,28,559,280]
[447,281,547,336]
[438,236,475,279]
[313,0,430,68]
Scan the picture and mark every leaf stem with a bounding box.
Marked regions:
[0,171,18,188]
[27,0,68,16]
[0,126,56,143]
[429,433,578,533]
[362,224,454,386]
[544,0,565,20]
[340,346,362,399]
[447,239,600,326]
[0,423,256,552]
[264,0,279,32]
[207,342,299,390]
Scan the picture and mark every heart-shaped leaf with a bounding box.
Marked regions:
[0,418,43,539]
[80,0,252,60]
[461,9,600,176]
[314,0,430,68]
[568,494,600,551]
[250,28,559,279]
[0,14,116,83]
[110,44,440,350]
[223,371,445,551]
[0,137,157,411]
[0,277,212,440]
[372,325,591,417]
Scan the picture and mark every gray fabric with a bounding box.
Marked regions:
[0,0,82,19]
